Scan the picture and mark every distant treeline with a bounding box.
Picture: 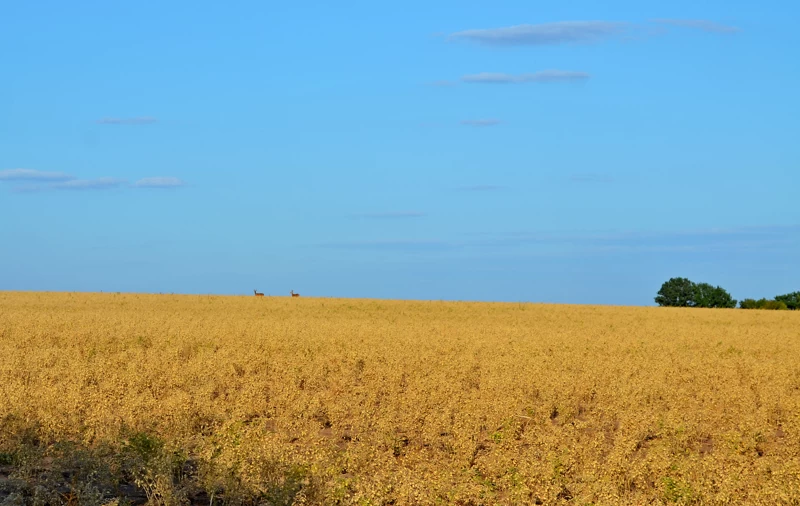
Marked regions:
[655,277,799,310]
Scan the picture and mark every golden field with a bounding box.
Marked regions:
[1,291,799,505]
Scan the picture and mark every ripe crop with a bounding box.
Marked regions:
[1,292,799,504]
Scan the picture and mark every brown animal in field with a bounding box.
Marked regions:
[290,290,300,297]
[254,289,264,297]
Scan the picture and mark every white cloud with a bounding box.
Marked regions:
[457,184,506,191]
[652,19,740,33]
[460,119,501,127]
[9,185,47,194]
[428,80,457,87]
[569,173,615,183]
[462,70,590,84]
[134,177,186,188]
[353,211,427,219]
[450,21,627,46]
[0,169,75,182]
[320,239,455,251]
[3,171,190,193]
[96,117,158,125]
[52,178,127,190]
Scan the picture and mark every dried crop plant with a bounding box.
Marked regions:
[0,292,799,504]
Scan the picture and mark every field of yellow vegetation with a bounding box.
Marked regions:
[1,291,799,505]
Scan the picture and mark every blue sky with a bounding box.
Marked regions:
[1,0,798,304]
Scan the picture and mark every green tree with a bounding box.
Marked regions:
[655,278,736,308]
[655,278,696,307]
[774,291,800,310]
[693,283,737,308]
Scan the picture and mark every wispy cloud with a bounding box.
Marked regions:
[353,211,427,219]
[461,70,590,84]
[0,168,75,182]
[457,184,506,191]
[450,21,627,46]
[3,170,191,193]
[96,117,158,125]
[134,177,186,188]
[428,80,457,87]
[52,178,128,190]
[320,239,456,252]
[315,225,798,258]
[652,19,740,33]
[473,225,800,255]
[460,119,501,127]
[569,173,615,183]
[9,184,47,194]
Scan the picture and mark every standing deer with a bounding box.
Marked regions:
[290,290,300,297]
[254,289,264,297]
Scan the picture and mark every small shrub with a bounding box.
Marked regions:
[739,298,788,310]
